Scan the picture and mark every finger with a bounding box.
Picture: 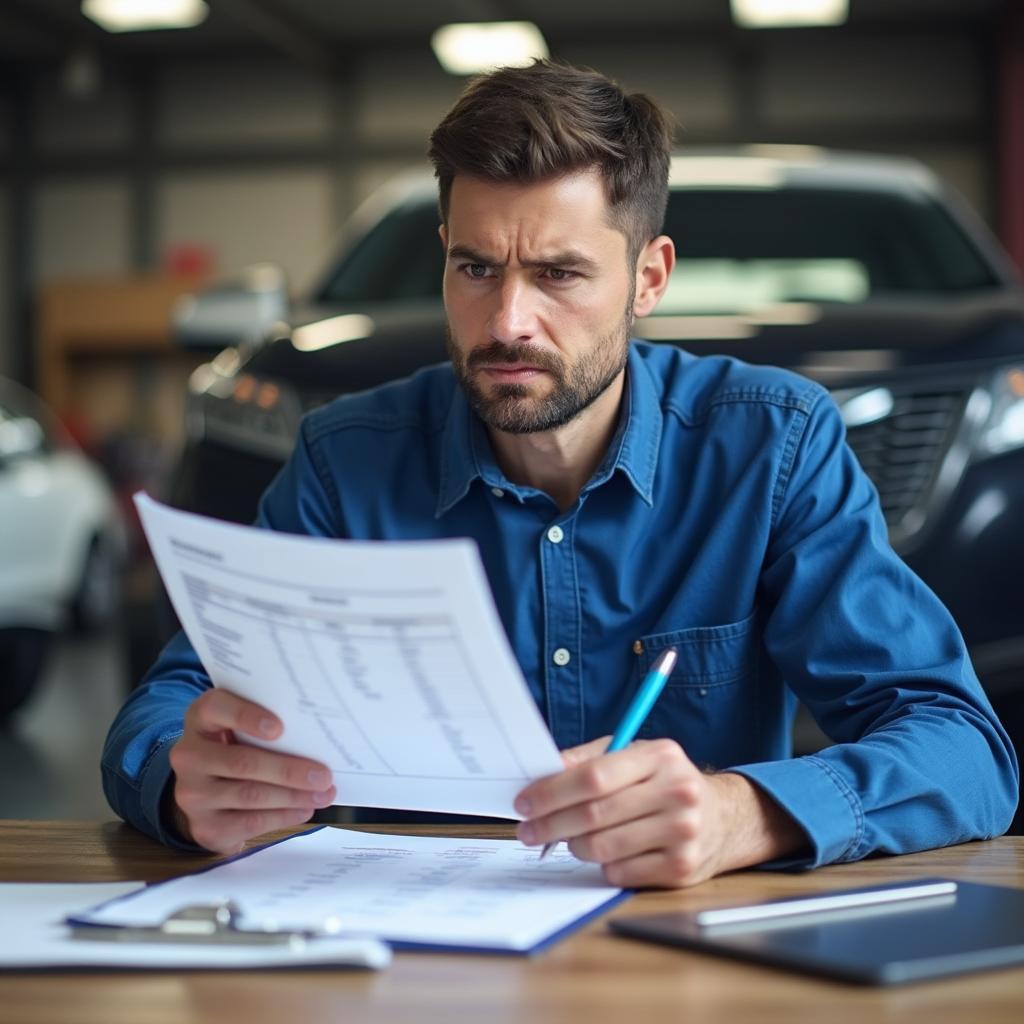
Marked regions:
[177,777,336,815]
[186,688,283,742]
[566,806,699,867]
[518,774,700,848]
[190,806,318,856]
[600,843,707,890]
[514,737,610,806]
[516,743,662,819]
[171,735,334,792]
[560,736,612,768]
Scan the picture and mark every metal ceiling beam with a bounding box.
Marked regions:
[0,117,987,181]
[451,0,507,20]
[0,0,90,59]
[0,0,89,39]
[215,0,337,71]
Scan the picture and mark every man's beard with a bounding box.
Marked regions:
[447,304,634,436]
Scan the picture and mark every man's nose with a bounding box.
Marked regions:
[488,277,538,344]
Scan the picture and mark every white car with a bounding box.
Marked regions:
[0,377,124,719]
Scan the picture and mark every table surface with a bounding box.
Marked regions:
[1,821,1022,1024]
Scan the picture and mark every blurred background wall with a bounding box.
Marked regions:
[0,0,1018,385]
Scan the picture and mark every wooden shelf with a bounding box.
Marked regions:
[35,273,210,445]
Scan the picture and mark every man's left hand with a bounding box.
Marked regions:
[514,737,806,888]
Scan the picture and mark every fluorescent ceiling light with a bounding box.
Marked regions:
[82,0,209,33]
[432,22,548,76]
[730,0,848,29]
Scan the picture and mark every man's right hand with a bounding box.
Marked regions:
[167,689,337,854]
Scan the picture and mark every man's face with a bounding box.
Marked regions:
[441,170,636,435]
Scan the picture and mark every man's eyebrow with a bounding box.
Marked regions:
[446,244,599,272]
[532,250,600,272]
[446,245,496,265]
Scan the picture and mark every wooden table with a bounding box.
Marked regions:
[1,821,1021,1024]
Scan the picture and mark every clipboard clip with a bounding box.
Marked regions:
[71,900,341,948]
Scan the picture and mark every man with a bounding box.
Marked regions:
[103,60,1017,888]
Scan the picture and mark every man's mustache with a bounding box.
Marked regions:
[466,342,563,374]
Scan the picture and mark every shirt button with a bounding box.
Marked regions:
[491,487,504,498]
[546,525,564,544]
[552,647,571,667]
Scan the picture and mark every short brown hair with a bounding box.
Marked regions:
[427,59,673,261]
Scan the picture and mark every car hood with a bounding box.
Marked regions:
[662,291,1024,386]
[245,290,1024,398]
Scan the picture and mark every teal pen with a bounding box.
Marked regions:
[537,645,679,861]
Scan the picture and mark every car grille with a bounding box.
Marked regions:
[844,386,971,547]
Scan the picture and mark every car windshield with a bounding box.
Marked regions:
[660,187,999,313]
[316,184,1000,311]
[317,200,446,305]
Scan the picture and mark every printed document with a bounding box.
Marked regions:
[135,494,564,818]
[75,828,625,953]
[0,882,390,970]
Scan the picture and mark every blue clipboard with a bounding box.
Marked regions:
[69,826,631,956]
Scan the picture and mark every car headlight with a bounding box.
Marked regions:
[977,366,1024,459]
[186,349,301,461]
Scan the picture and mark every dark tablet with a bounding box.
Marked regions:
[610,877,1024,985]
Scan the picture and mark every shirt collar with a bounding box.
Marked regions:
[435,387,483,517]
[435,342,662,517]
[612,343,662,506]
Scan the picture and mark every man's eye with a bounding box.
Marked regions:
[545,268,576,282]
[462,263,490,279]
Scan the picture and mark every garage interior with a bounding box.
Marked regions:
[0,0,1022,827]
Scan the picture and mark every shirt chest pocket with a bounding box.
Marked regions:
[634,611,759,769]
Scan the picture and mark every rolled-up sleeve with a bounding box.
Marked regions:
[100,630,208,850]
[732,395,1019,867]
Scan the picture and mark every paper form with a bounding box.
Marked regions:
[0,882,390,970]
[75,828,625,953]
[135,494,564,819]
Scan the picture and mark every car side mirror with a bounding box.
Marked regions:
[172,263,289,350]
[0,416,46,466]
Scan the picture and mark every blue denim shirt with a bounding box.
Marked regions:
[102,341,1018,864]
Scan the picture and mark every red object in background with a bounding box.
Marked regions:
[56,409,98,455]
[164,243,216,278]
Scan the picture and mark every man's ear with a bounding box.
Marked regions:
[633,235,675,318]
[438,223,448,250]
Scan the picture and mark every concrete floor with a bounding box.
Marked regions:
[0,627,128,820]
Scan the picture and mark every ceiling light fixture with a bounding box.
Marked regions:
[431,22,548,76]
[82,0,209,33]
[730,0,848,29]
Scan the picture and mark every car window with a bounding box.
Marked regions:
[659,188,999,312]
[316,200,445,305]
[315,184,1000,310]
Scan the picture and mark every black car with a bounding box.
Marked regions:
[169,148,1024,825]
